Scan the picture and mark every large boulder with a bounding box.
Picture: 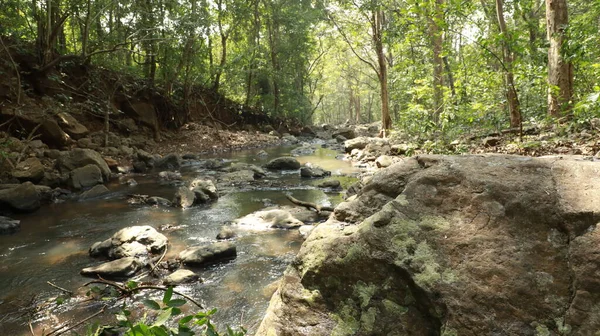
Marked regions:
[265,157,301,170]
[81,257,140,278]
[70,164,103,189]
[12,157,45,183]
[257,155,600,335]
[235,209,304,229]
[56,149,110,179]
[344,137,389,153]
[0,182,41,212]
[89,226,168,261]
[0,109,72,147]
[188,178,218,204]
[0,216,20,234]
[179,242,237,266]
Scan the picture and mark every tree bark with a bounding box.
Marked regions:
[545,0,573,117]
[495,0,522,128]
[430,0,445,124]
[373,10,392,133]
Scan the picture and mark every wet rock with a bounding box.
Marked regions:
[163,269,200,286]
[318,179,342,189]
[173,187,195,208]
[291,144,317,156]
[90,225,168,260]
[77,138,97,149]
[300,166,331,178]
[265,157,301,170]
[44,149,62,160]
[57,112,89,140]
[104,157,119,171]
[154,154,182,171]
[189,179,218,203]
[224,163,267,179]
[147,196,172,206]
[182,153,199,160]
[0,182,41,212]
[56,149,110,179]
[12,157,45,183]
[282,134,299,144]
[335,134,347,143]
[216,226,236,240]
[179,242,237,266]
[158,171,182,181]
[80,185,109,199]
[119,145,135,157]
[298,225,314,238]
[235,209,303,229]
[70,164,103,189]
[81,257,140,278]
[344,136,389,153]
[0,216,20,234]
[257,150,269,157]
[219,170,255,183]
[375,155,393,168]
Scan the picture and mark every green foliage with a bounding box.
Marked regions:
[84,283,246,336]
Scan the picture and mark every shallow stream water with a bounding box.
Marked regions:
[0,144,358,335]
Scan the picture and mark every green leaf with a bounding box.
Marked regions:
[163,287,173,304]
[150,325,169,336]
[166,299,186,307]
[126,281,138,289]
[178,315,194,325]
[153,307,173,326]
[143,299,161,310]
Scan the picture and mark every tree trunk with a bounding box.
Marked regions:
[212,0,227,92]
[545,0,573,117]
[496,0,522,128]
[373,10,392,133]
[430,0,445,124]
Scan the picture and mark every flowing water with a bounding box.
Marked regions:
[0,144,358,335]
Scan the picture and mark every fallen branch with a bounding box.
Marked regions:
[82,278,203,309]
[285,194,334,214]
[45,305,106,336]
[46,281,74,296]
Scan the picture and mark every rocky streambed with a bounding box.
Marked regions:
[0,142,360,334]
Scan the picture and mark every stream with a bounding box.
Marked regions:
[0,143,359,335]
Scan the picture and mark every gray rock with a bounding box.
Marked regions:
[483,136,501,147]
[235,209,303,229]
[12,157,45,183]
[163,269,200,286]
[0,182,41,212]
[147,196,172,207]
[173,187,195,208]
[182,153,199,160]
[216,226,236,240]
[179,242,237,266]
[0,216,20,234]
[70,164,103,189]
[219,170,255,183]
[57,112,89,140]
[318,179,342,189]
[375,155,394,168]
[80,185,109,199]
[80,257,140,278]
[224,163,266,179]
[154,154,182,171]
[291,144,317,156]
[265,157,301,170]
[56,149,110,179]
[189,179,218,200]
[89,225,168,261]
[257,150,269,157]
[300,166,331,178]
[333,128,357,140]
[158,171,182,180]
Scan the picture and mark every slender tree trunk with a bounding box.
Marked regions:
[373,10,392,133]
[496,0,522,128]
[430,0,445,124]
[545,0,573,117]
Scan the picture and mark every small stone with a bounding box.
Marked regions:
[375,155,393,168]
[300,166,331,178]
[318,179,342,189]
[265,157,301,170]
[70,164,103,189]
[80,185,109,199]
[0,216,20,234]
[173,187,195,208]
[163,269,200,286]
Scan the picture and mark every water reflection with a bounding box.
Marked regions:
[0,143,358,334]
